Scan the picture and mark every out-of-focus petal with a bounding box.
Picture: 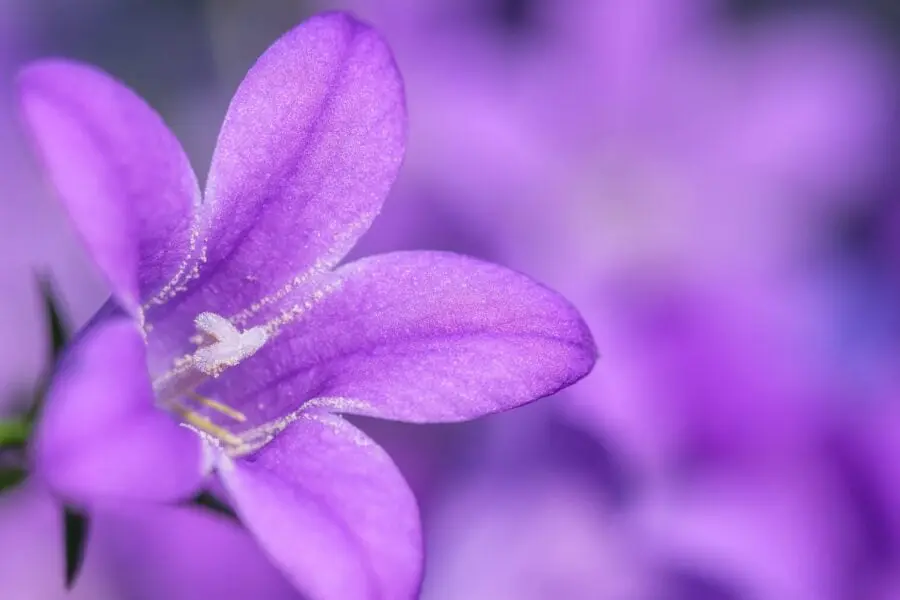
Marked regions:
[0,482,301,599]
[634,469,858,600]
[0,482,115,599]
[698,15,894,199]
[421,470,649,600]
[16,60,200,312]
[205,251,596,426]
[85,503,301,600]
[220,411,421,600]
[552,0,714,116]
[562,281,824,477]
[33,316,203,505]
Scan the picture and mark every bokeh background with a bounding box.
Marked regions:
[3,0,900,598]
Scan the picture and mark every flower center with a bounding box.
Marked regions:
[151,311,276,456]
[142,257,346,456]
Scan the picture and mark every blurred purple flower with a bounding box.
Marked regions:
[310,2,897,473]
[505,3,894,290]
[16,11,596,599]
[418,418,861,600]
[357,0,896,480]
[422,470,650,600]
[565,277,836,477]
[0,0,107,416]
[824,392,900,599]
[633,461,862,600]
[0,481,302,600]
[315,0,894,278]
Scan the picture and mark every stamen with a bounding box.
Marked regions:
[195,311,238,338]
[189,392,247,422]
[149,267,351,456]
[169,403,243,447]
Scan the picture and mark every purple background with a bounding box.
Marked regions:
[3,1,900,598]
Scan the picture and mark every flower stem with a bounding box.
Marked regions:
[0,419,31,448]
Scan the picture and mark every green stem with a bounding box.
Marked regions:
[0,419,31,447]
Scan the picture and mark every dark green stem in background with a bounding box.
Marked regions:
[0,419,31,493]
[0,419,32,449]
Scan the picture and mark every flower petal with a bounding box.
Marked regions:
[157,12,405,327]
[554,0,713,118]
[86,503,300,600]
[207,251,596,425]
[16,59,200,312]
[0,483,301,600]
[33,315,204,505]
[421,470,649,600]
[634,469,855,600]
[0,483,88,599]
[706,15,893,198]
[220,411,421,600]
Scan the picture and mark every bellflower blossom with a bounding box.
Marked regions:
[421,470,854,599]
[312,2,896,471]
[417,403,858,600]
[0,0,106,416]
[353,0,895,478]
[17,12,596,599]
[315,0,888,275]
[0,481,303,600]
[506,1,893,292]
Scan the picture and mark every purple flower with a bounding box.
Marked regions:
[335,0,896,480]
[324,0,894,287]
[0,0,106,416]
[17,12,596,599]
[416,419,858,600]
[422,470,651,600]
[564,279,832,477]
[0,482,302,600]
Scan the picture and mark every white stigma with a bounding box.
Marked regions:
[192,312,269,377]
